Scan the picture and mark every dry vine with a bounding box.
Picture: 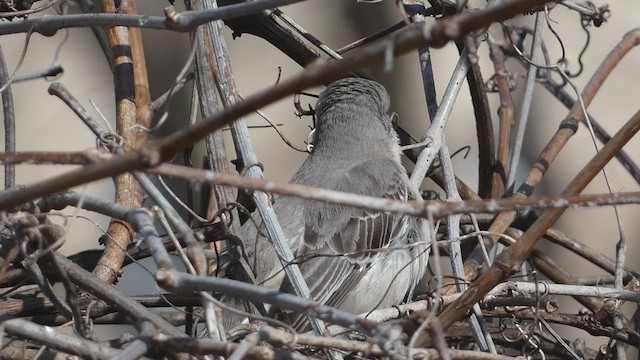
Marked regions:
[0,0,638,359]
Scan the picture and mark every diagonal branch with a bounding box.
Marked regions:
[458,28,640,286]
[0,0,550,212]
[433,106,640,340]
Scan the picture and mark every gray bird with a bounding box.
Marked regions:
[228,77,429,330]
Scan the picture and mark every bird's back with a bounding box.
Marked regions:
[225,77,429,331]
[239,156,428,325]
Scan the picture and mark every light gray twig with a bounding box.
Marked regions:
[506,12,545,193]
[205,0,331,342]
[155,164,640,219]
[155,269,396,338]
[0,45,15,188]
[0,0,307,36]
[410,47,470,188]
[440,141,495,353]
[108,320,155,360]
[3,317,118,359]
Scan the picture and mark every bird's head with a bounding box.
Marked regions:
[312,78,396,149]
[315,77,390,120]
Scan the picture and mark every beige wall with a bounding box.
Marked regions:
[1,0,638,352]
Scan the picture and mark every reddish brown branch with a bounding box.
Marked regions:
[458,28,640,287]
[433,106,640,340]
[154,163,640,218]
[484,308,640,345]
[488,39,516,199]
[0,0,550,212]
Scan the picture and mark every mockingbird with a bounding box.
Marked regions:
[227,77,430,331]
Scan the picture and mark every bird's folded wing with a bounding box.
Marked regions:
[302,158,409,256]
[284,159,413,311]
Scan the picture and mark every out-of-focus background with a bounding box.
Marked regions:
[1,0,638,353]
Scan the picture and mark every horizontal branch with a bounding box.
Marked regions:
[3,317,119,359]
[156,332,518,360]
[486,282,640,303]
[154,164,640,218]
[0,150,101,165]
[0,0,305,36]
[156,269,385,335]
[0,0,548,212]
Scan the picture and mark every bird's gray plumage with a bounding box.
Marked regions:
[226,77,429,331]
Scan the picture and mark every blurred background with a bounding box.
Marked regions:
[1,0,639,354]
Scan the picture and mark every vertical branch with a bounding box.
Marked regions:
[439,142,495,353]
[129,0,151,128]
[203,0,333,344]
[193,11,241,233]
[410,17,450,356]
[192,5,242,277]
[190,0,263,298]
[409,48,470,188]
[205,131,237,227]
[94,0,149,284]
[0,45,15,189]
[465,60,495,200]
[488,38,515,199]
[613,237,627,358]
[416,39,438,121]
[505,12,544,193]
[412,14,494,347]
[460,28,640,284]
[191,0,257,340]
[436,107,640,335]
[453,40,495,199]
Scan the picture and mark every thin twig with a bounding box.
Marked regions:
[154,163,640,218]
[0,0,554,210]
[459,28,640,285]
[0,45,15,189]
[435,106,640,339]
[0,0,309,36]
[337,21,405,54]
[505,12,544,194]
[410,47,470,188]
[441,140,495,353]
